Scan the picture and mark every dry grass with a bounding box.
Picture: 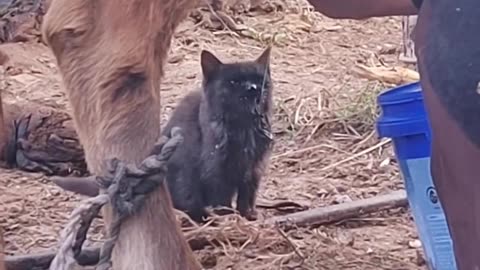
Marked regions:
[0,0,425,269]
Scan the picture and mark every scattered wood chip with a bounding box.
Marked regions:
[352,63,419,85]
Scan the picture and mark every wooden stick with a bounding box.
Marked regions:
[5,247,99,270]
[266,190,408,227]
[351,64,419,85]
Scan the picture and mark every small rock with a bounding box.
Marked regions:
[408,239,422,249]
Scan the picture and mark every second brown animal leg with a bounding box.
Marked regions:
[0,227,5,270]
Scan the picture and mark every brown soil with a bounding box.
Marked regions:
[0,1,426,269]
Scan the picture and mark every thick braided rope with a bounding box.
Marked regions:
[49,127,183,270]
[48,195,109,270]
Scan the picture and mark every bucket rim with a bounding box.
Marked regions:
[378,81,422,105]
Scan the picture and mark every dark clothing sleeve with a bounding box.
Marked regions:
[414,0,480,268]
[411,0,423,9]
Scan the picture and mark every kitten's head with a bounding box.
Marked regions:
[200,48,272,117]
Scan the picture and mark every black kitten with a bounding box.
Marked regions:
[163,48,274,222]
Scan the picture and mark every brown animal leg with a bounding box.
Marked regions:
[41,0,201,269]
[0,227,5,270]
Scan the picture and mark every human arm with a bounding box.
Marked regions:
[307,0,422,20]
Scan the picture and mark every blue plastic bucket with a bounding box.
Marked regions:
[376,82,457,270]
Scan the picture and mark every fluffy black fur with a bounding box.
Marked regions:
[163,48,273,222]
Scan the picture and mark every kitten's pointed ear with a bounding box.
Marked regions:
[201,50,223,79]
[255,47,272,69]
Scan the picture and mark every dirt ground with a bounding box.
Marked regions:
[0,1,427,269]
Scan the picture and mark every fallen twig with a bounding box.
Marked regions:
[266,190,407,227]
[352,63,419,85]
[5,247,99,270]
